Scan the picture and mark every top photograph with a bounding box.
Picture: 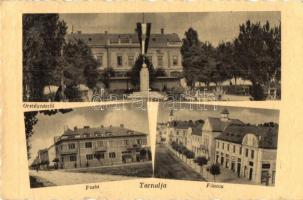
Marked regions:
[23,12,281,102]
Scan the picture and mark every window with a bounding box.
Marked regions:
[70,155,77,161]
[124,139,129,145]
[86,154,94,160]
[262,163,271,169]
[68,143,75,149]
[245,149,249,157]
[85,142,92,148]
[172,55,178,66]
[227,144,230,151]
[97,141,104,147]
[157,55,163,67]
[109,152,116,158]
[96,55,103,67]
[117,55,123,66]
[251,150,255,159]
[217,141,220,148]
[249,161,254,166]
[137,139,141,145]
[222,143,225,150]
[233,145,236,153]
[95,153,105,160]
[239,147,242,155]
[128,55,134,66]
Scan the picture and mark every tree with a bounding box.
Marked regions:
[181,28,207,88]
[62,39,99,101]
[99,67,115,89]
[24,109,73,159]
[24,111,38,159]
[23,14,67,101]
[195,156,208,175]
[209,163,221,181]
[234,20,281,100]
[128,55,156,89]
[216,42,239,85]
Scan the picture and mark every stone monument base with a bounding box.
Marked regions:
[140,65,149,92]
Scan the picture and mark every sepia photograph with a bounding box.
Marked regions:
[155,103,279,186]
[23,12,281,102]
[24,104,152,188]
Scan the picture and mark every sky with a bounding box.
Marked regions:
[157,103,280,125]
[28,103,148,165]
[60,12,280,46]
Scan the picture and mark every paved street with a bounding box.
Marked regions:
[29,169,139,188]
[154,144,205,181]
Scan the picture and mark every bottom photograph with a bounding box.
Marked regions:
[24,104,152,188]
[155,103,279,186]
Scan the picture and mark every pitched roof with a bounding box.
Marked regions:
[168,120,204,136]
[168,120,192,129]
[207,117,244,132]
[217,124,278,149]
[192,123,203,136]
[61,126,147,139]
[67,33,181,48]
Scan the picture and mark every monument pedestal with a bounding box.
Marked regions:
[140,65,149,93]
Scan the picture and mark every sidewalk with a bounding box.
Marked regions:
[166,144,254,185]
[29,170,139,187]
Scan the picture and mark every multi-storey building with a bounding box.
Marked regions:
[161,108,278,185]
[200,109,244,162]
[54,124,150,169]
[68,29,183,91]
[215,124,278,185]
[186,125,204,157]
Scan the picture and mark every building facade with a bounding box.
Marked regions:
[200,109,244,162]
[215,124,278,185]
[161,108,278,185]
[53,124,151,169]
[68,29,183,91]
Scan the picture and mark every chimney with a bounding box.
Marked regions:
[161,28,164,35]
[105,30,108,34]
[77,30,82,34]
[101,125,104,128]
[120,124,124,128]
[109,125,112,128]
[74,126,78,131]
[84,125,90,129]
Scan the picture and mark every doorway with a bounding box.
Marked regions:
[249,168,253,180]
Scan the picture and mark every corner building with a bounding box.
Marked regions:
[54,125,151,169]
[215,124,278,185]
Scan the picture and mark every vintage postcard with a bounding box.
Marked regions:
[1,1,303,200]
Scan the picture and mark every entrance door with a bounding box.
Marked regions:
[231,162,235,172]
[249,168,253,180]
[237,163,241,177]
